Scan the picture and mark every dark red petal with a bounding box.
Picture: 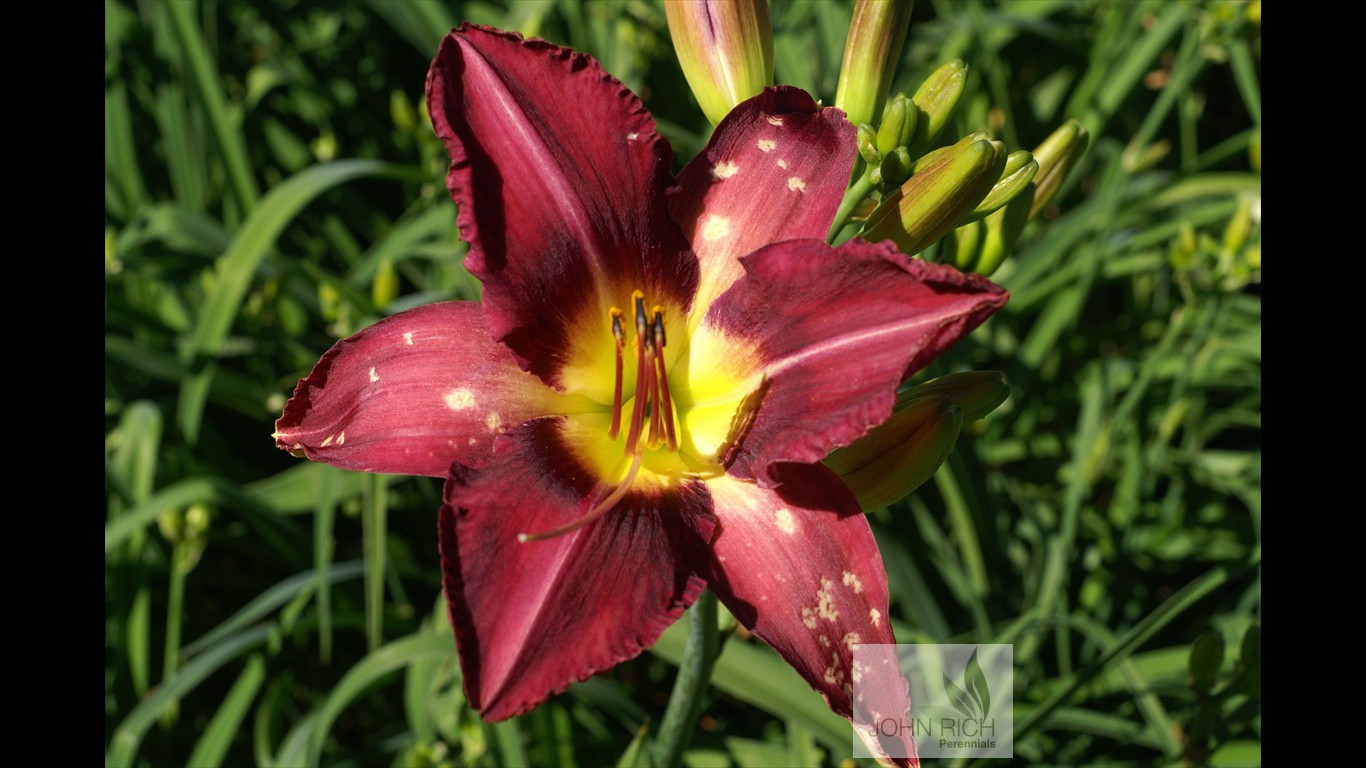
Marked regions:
[427,25,698,384]
[439,416,716,720]
[274,302,557,478]
[704,239,1007,487]
[669,86,856,314]
[702,464,916,765]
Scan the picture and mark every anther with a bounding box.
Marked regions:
[652,309,678,451]
[609,308,625,439]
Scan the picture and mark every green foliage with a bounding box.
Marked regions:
[106,1,1261,765]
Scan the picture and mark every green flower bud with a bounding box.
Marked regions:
[963,150,1038,223]
[900,370,1009,422]
[907,59,968,157]
[665,0,773,125]
[974,192,1031,277]
[911,130,990,174]
[940,218,983,271]
[1188,631,1226,692]
[878,146,913,191]
[876,93,917,156]
[1030,119,1089,220]
[834,0,915,129]
[825,396,962,511]
[858,122,882,166]
[862,137,1005,255]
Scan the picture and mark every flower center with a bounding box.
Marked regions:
[611,291,679,456]
[517,290,683,543]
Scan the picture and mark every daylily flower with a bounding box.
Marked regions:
[274,23,1006,765]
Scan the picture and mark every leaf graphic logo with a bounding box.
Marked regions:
[943,648,991,720]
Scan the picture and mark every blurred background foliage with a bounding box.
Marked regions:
[105,1,1260,766]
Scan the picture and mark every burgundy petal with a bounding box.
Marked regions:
[669,86,856,315]
[274,302,557,478]
[427,24,698,385]
[702,464,916,766]
[440,416,716,720]
[703,239,1007,487]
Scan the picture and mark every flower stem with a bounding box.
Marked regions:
[652,589,719,767]
[827,171,877,244]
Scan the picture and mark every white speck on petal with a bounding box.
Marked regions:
[787,177,807,192]
[843,632,861,651]
[711,160,740,180]
[774,508,796,534]
[336,431,345,445]
[817,577,839,622]
[869,608,882,627]
[777,158,789,169]
[842,571,864,593]
[320,434,334,447]
[757,139,776,152]
[701,215,731,242]
[403,332,413,345]
[801,607,818,629]
[485,412,503,432]
[444,389,476,410]
[369,367,379,383]
[626,132,639,141]
[765,115,784,126]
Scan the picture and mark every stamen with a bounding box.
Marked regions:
[517,451,644,542]
[624,292,650,455]
[609,308,625,439]
[652,309,678,452]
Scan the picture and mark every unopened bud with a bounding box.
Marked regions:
[834,0,916,129]
[900,371,1009,422]
[964,150,1038,223]
[876,93,917,156]
[858,123,881,166]
[974,192,1031,277]
[1030,119,1089,219]
[878,147,913,190]
[862,137,1005,255]
[665,0,773,125]
[825,396,962,511]
[907,59,968,157]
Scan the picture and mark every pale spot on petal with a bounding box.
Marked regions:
[817,577,839,622]
[843,631,861,651]
[842,571,864,593]
[711,160,740,180]
[869,608,882,627]
[403,332,414,345]
[777,158,789,169]
[765,114,784,126]
[820,634,831,647]
[626,132,639,141]
[774,507,796,534]
[787,177,807,192]
[701,215,731,242]
[336,431,346,445]
[468,437,478,446]
[757,139,776,152]
[320,434,334,448]
[444,389,476,411]
[485,412,503,432]
[369,367,379,383]
[802,607,818,629]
